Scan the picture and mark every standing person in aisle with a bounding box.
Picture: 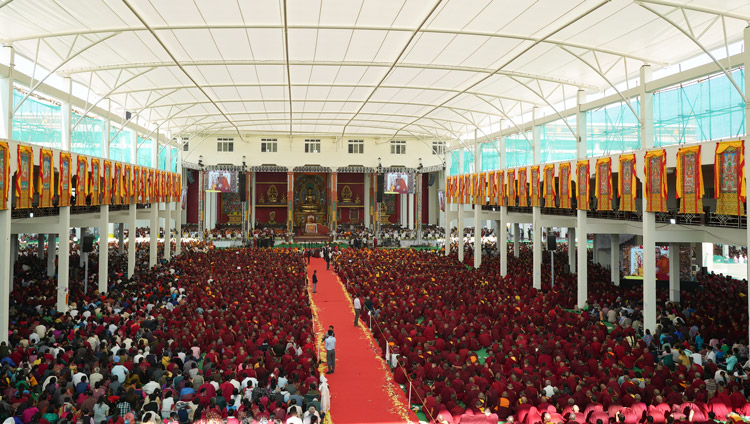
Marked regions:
[312,270,318,293]
[324,329,336,374]
[353,294,362,327]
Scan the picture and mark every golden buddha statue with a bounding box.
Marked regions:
[267,185,278,203]
[341,185,353,203]
[301,187,318,213]
[354,194,361,204]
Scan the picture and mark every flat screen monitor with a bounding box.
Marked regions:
[206,170,237,193]
[385,172,413,194]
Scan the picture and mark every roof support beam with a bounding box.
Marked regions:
[508,76,577,138]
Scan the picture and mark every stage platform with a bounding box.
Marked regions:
[295,234,332,243]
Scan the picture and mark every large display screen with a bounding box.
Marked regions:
[385,172,413,194]
[206,170,237,193]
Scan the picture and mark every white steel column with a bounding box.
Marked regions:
[568,228,576,273]
[457,148,465,262]
[0,48,11,342]
[57,207,70,312]
[149,204,158,268]
[408,193,415,230]
[610,234,620,285]
[532,108,541,289]
[576,89,588,308]
[745,26,750,346]
[164,202,172,261]
[46,234,55,277]
[474,133,482,268]
[127,204,136,277]
[669,243,681,303]
[641,64,657,333]
[174,200,182,255]
[513,223,520,258]
[61,78,72,151]
[500,210,508,276]
[98,205,109,294]
[364,172,371,229]
[444,206,452,257]
[0,46,13,140]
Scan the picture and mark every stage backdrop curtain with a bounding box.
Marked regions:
[0,141,9,210]
[714,140,745,216]
[543,164,555,208]
[16,145,34,209]
[618,154,637,212]
[59,152,71,207]
[506,169,516,207]
[558,163,571,209]
[530,166,541,207]
[595,158,612,211]
[577,160,590,210]
[675,145,704,214]
[38,148,54,208]
[644,149,667,212]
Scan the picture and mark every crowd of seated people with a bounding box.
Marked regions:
[335,246,750,424]
[1,245,327,424]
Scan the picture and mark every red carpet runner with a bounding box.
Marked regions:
[308,257,418,424]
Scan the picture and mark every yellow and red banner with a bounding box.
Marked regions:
[476,173,485,204]
[644,149,667,212]
[102,160,112,205]
[714,140,745,216]
[113,163,122,205]
[676,145,704,214]
[123,164,132,204]
[76,156,88,206]
[543,164,555,208]
[90,158,100,206]
[496,171,505,206]
[530,166,541,207]
[518,168,528,207]
[15,145,33,209]
[507,169,516,207]
[133,167,141,203]
[0,141,9,210]
[618,154,637,212]
[576,160,590,210]
[595,158,612,211]
[38,149,54,208]
[59,153,71,207]
[558,163,571,209]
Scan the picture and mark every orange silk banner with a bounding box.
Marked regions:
[113,163,123,205]
[90,159,100,206]
[644,149,668,213]
[496,171,505,206]
[507,169,516,207]
[59,153,71,207]
[15,145,33,209]
[529,166,540,207]
[123,165,132,204]
[38,149,54,208]
[102,160,112,205]
[618,154,637,212]
[543,164,555,208]
[518,168,528,207]
[675,145,704,214]
[76,156,88,206]
[576,160,590,211]
[595,158,612,211]
[558,163,571,209]
[0,141,9,210]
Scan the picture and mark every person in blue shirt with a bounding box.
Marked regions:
[726,350,738,371]
[324,330,336,374]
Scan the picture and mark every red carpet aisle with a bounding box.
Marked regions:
[308,257,417,424]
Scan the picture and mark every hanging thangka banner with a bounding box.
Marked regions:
[576,160,590,210]
[0,141,9,210]
[113,163,122,205]
[486,172,495,205]
[16,145,33,209]
[123,165,132,204]
[102,160,112,205]
[446,177,454,203]
[507,169,516,207]
[676,145,704,214]
[543,164,555,208]
[595,158,612,211]
[59,153,71,207]
[644,149,667,213]
[518,168,528,207]
[457,175,464,203]
[618,154,637,212]
[476,173,485,205]
[90,158,100,206]
[496,171,505,206]
[714,140,745,216]
[38,149,54,208]
[76,156,88,206]
[529,166,541,207]
[558,163,572,209]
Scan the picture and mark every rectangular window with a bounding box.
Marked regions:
[217,138,234,152]
[390,139,406,155]
[182,140,189,151]
[305,139,321,153]
[348,139,364,154]
[432,141,445,155]
[261,138,278,152]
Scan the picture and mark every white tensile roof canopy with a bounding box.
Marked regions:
[0,0,748,142]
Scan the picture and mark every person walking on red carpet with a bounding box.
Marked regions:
[324,329,336,374]
[353,294,362,326]
[312,270,318,293]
